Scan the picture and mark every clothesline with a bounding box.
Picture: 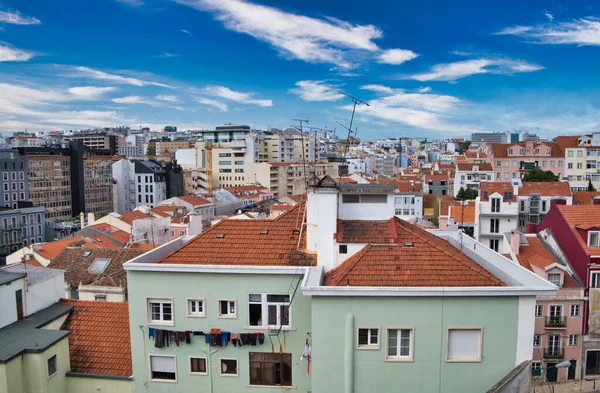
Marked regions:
[148,327,265,349]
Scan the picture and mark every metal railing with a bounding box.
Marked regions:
[543,347,564,360]
[545,316,567,328]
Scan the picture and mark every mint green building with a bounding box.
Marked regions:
[124,179,556,393]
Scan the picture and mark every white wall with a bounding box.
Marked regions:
[175,149,197,169]
[515,296,536,366]
[335,243,366,266]
[131,216,171,246]
[0,277,25,328]
[338,193,396,220]
[27,274,65,316]
[78,285,126,302]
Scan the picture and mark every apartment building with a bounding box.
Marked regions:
[245,161,339,197]
[0,148,28,208]
[26,155,73,222]
[505,232,584,383]
[556,134,600,191]
[0,206,47,264]
[488,141,565,180]
[155,140,192,156]
[84,155,115,216]
[453,162,493,197]
[423,173,450,196]
[63,133,118,155]
[393,192,423,221]
[112,159,167,211]
[123,177,554,393]
[261,130,318,163]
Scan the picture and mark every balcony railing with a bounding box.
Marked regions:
[545,316,567,328]
[543,347,564,360]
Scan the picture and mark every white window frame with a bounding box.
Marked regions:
[571,304,581,317]
[385,327,414,362]
[549,304,563,318]
[147,297,174,326]
[219,358,239,377]
[569,334,579,347]
[589,231,600,247]
[591,272,600,288]
[247,294,291,328]
[446,327,483,363]
[547,273,561,287]
[357,327,380,350]
[218,299,237,319]
[149,354,177,383]
[189,356,208,375]
[187,298,206,318]
[533,334,541,348]
[47,353,58,378]
[535,305,542,317]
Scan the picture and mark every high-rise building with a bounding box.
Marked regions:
[0,148,28,209]
[63,133,118,155]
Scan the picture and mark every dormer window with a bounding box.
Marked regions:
[547,273,561,286]
[509,148,513,154]
[491,198,501,213]
[589,232,600,247]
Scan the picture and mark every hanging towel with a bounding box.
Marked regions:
[221,332,231,347]
[154,329,163,348]
[249,333,257,346]
[230,333,241,347]
[257,333,265,345]
[185,331,191,344]
[148,327,155,339]
[205,334,210,344]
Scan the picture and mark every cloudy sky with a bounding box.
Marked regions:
[0,0,600,139]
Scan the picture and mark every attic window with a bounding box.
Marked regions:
[82,251,91,257]
[260,229,268,235]
[404,242,414,247]
[87,258,111,275]
[292,229,301,235]
[216,233,225,239]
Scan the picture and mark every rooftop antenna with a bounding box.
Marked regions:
[337,91,369,160]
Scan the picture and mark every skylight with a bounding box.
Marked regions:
[87,258,111,274]
[82,251,91,257]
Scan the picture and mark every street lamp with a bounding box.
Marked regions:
[535,361,571,393]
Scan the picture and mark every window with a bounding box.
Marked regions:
[490,219,499,234]
[509,148,513,154]
[569,335,579,346]
[339,245,348,254]
[589,232,600,247]
[147,298,173,325]
[578,150,583,157]
[491,198,500,213]
[587,350,600,376]
[190,357,207,374]
[249,353,292,386]
[447,328,482,362]
[535,148,540,154]
[358,328,379,349]
[547,273,561,286]
[571,304,580,317]
[342,194,360,203]
[496,160,501,167]
[188,299,205,317]
[512,160,517,167]
[520,148,524,155]
[360,194,387,203]
[520,200,525,212]
[47,354,58,378]
[542,201,547,212]
[386,328,413,361]
[248,294,290,327]
[179,230,185,237]
[578,163,583,169]
[568,163,573,169]
[94,294,106,302]
[533,334,541,347]
[150,355,177,381]
[218,300,236,318]
[532,362,542,376]
[489,239,499,252]
[535,305,542,317]
[220,358,238,376]
[568,151,574,157]
[496,172,501,179]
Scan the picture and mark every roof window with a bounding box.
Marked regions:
[216,233,225,239]
[87,258,111,275]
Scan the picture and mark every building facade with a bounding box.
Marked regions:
[113,159,167,212]
[0,148,28,209]
[453,163,493,197]
[0,206,47,264]
[488,141,565,181]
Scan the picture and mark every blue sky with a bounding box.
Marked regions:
[0,0,599,139]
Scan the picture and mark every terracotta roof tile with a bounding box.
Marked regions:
[517,182,571,197]
[555,136,580,149]
[465,151,487,159]
[439,200,475,217]
[557,205,600,257]
[325,218,505,287]
[336,220,397,243]
[119,211,153,225]
[34,237,106,261]
[490,142,564,158]
[49,248,146,290]
[449,205,476,223]
[58,300,132,376]
[456,162,493,171]
[573,191,600,205]
[157,204,315,266]
[176,195,212,206]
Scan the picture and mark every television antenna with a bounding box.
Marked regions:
[337,91,369,159]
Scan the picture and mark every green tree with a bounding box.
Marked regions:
[457,141,471,154]
[456,187,478,200]
[589,180,597,192]
[521,169,559,182]
[146,143,156,157]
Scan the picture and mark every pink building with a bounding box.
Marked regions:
[488,141,565,181]
[506,232,584,383]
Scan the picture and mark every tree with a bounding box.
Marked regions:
[146,143,156,157]
[457,141,471,154]
[589,180,597,192]
[456,187,478,200]
[521,169,559,182]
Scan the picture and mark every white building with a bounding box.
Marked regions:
[112,159,167,212]
[393,193,423,221]
[453,162,494,197]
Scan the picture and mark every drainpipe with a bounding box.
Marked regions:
[345,313,354,393]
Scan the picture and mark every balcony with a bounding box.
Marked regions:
[543,347,564,360]
[545,316,567,328]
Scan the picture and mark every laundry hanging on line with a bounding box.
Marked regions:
[148,326,265,349]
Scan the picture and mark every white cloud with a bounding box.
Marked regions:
[181,29,192,36]
[68,86,116,99]
[72,66,171,88]
[174,0,414,68]
[545,12,554,21]
[496,18,600,46]
[407,58,543,82]
[378,48,418,65]
[155,94,178,102]
[360,84,394,94]
[289,80,344,102]
[0,43,34,62]
[112,95,188,111]
[201,85,273,107]
[196,97,228,111]
[115,0,144,6]
[418,86,432,93]
[154,52,181,58]
[0,10,41,25]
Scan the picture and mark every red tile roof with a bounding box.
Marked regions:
[555,135,580,149]
[119,211,154,225]
[336,220,397,243]
[439,200,475,217]
[465,151,487,159]
[58,300,132,376]
[325,218,505,287]
[176,195,212,206]
[157,204,315,266]
[573,191,600,205]
[456,162,493,171]
[33,237,117,261]
[557,205,600,257]
[490,142,564,158]
[449,205,476,223]
[479,182,570,200]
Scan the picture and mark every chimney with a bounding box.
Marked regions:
[510,230,521,255]
[513,184,519,197]
[306,183,338,272]
[80,212,85,228]
[87,213,95,227]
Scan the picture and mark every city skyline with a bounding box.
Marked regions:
[0,0,599,138]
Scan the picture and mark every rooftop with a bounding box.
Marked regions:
[325,217,505,287]
[175,195,212,206]
[456,162,493,171]
[1,263,64,286]
[59,300,132,377]
[573,191,600,205]
[0,270,25,286]
[557,205,600,257]
[490,141,564,158]
[479,182,571,201]
[32,236,118,261]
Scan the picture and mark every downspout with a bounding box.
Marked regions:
[345,313,354,393]
[202,346,219,393]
